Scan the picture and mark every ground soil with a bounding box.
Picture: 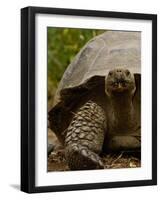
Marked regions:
[48,129,141,172]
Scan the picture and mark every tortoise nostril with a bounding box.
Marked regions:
[116,69,122,73]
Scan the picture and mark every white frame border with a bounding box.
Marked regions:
[35,14,152,187]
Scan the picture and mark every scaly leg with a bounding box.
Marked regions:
[65,101,106,170]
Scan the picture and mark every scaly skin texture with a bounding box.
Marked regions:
[65,101,106,170]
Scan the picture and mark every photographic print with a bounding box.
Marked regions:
[21,7,157,193]
[48,28,141,171]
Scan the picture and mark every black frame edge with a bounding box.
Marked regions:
[21,7,36,193]
[32,180,155,193]
[24,6,157,20]
[152,14,157,185]
[21,7,30,193]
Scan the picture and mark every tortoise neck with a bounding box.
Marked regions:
[109,93,136,131]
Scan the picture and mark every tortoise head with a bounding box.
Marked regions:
[105,68,136,97]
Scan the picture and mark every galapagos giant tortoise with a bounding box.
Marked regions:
[49,31,141,170]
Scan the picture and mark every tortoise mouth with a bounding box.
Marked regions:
[108,81,131,93]
[105,80,136,97]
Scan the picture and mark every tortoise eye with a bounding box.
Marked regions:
[109,72,113,76]
[125,70,130,76]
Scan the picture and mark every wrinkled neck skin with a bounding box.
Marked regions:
[109,92,137,133]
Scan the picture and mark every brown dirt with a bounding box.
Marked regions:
[48,129,141,172]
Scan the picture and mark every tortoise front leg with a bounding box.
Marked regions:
[65,101,106,170]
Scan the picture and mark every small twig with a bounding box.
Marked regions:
[111,152,124,165]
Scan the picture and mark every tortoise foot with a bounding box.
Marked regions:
[65,144,104,170]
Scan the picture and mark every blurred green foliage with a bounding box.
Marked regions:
[47,28,105,107]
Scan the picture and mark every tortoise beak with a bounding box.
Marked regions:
[117,82,124,92]
[118,82,122,89]
[112,81,128,92]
